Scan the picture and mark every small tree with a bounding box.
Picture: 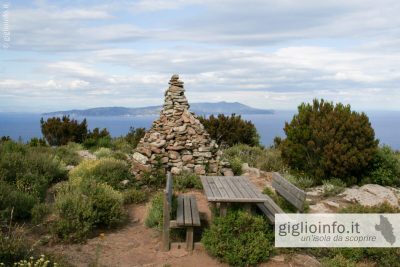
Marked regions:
[199,114,260,147]
[40,116,88,146]
[125,127,146,148]
[280,99,378,184]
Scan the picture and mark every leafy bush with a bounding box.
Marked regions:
[340,202,400,213]
[0,228,30,265]
[322,178,346,197]
[145,192,164,230]
[70,158,134,190]
[0,142,67,200]
[199,114,260,147]
[122,188,148,204]
[125,127,146,149]
[320,254,356,267]
[258,148,287,172]
[222,144,264,167]
[31,203,51,225]
[93,147,113,158]
[0,181,38,220]
[202,210,273,266]
[223,144,288,173]
[40,116,88,146]
[54,181,126,242]
[28,137,47,147]
[83,128,111,149]
[173,171,202,191]
[54,144,81,166]
[280,99,378,185]
[285,173,315,189]
[229,157,243,175]
[362,145,400,186]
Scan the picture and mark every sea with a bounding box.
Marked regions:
[0,111,399,150]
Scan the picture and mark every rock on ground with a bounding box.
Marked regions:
[341,184,399,207]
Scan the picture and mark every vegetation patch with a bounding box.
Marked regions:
[173,171,202,192]
[202,210,273,267]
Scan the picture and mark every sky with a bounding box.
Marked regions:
[0,0,399,112]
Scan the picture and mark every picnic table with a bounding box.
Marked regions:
[200,176,270,216]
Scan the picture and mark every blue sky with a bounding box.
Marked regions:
[1,0,400,112]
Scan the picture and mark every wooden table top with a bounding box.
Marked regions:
[200,176,269,203]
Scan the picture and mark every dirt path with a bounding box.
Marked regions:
[43,200,226,267]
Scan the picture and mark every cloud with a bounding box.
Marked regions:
[1,0,400,112]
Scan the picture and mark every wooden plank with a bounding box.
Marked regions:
[235,177,258,198]
[219,202,228,216]
[184,195,193,225]
[162,190,170,251]
[256,194,284,224]
[272,173,306,200]
[216,177,236,199]
[213,177,231,199]
[272,172,306,211]
[223,177,245,199]
[186,227,194,251]
[272,181,305,211]
[231,177,253,199]
[242,177,266,199]
[207,177,222,199]
[177,195,184,226]
[166,172,173,208]
[200,176,214,199]
[190,196,201,227]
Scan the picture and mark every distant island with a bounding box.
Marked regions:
[43,102,274,117]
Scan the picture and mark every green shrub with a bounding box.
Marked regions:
[54,181,126,242]
[202,210,273,266]
[173,171,202,192]
[0,181,38,221]
[70,158,134,190]
[124,127,146,149]
[93,147,113,158]
[322,178,346,197]
[0,142,67,200]
[145,192,164,230]
[40,116,88,146]
[55,145,81,166]
[199,114,260,147]
[285,173,315,189]
[0,228,30,265]
[320,254,356,267]
[229,157,243,175]
[258,148,287,172]
[122,188,148,204]
[280,99,378,185]
[340,202,400,213]
[31,203,51,225]
[222,144,264,168]
[362,145,400,186]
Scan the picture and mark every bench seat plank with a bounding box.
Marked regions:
[177,195,184,225]
[183,195,193,226]
[190,196,201,227]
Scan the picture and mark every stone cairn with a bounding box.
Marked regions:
[131,74,230,176]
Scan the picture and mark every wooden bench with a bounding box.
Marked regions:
[256,172,306,223]
[271,172,306,212]
[162,172,201,252]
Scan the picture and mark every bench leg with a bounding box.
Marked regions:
[219,202,227,217]
[186,227,194,252]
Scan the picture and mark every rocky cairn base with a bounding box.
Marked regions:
[131,74,230,176]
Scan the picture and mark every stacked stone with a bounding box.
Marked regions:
[131,74,227,176]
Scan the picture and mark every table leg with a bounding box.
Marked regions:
[220,202,227,217]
